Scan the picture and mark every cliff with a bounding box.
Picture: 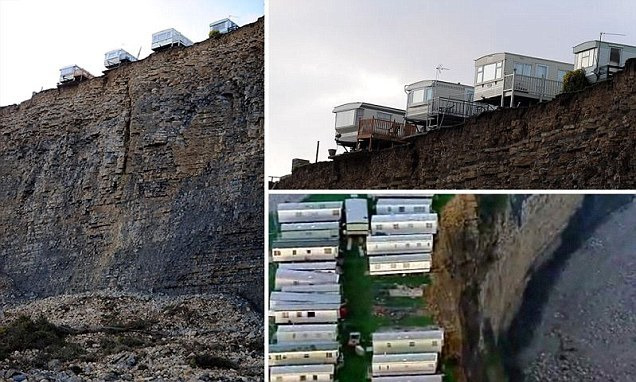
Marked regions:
[277,58,636,189]
[428,194,632,381]
[0,18,264,306]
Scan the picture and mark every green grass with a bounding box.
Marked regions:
[373,274,430,287]
[338,242,374,380]
[432,194,455,214]
[268,211,279,245]
[338,242,434,380]
[442,359,460,382]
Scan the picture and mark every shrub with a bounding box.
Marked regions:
[562,69,590,92]
[189,354,238,369]
[208,30,221,39]
[0,315,83,362]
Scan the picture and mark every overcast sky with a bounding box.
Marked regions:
[267,0,636,177]
[0,0,262,106]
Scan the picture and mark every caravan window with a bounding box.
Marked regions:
[300,376,307,382]
[476,66,483,83]
[324,247,332,254]
[376,112,392,121]
[514,62,532,76]
[536,65,548,78]
[425,87,433,101]
[576,48,596,69]
[308,311,316,317]
[610,47,621,64]
[482,63,497,81]
[412,89,425,104]
[495,62,503,79]
[335,110,356,127]
[557,70,568,82]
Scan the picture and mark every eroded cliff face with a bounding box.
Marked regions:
[427,195,585,381]
[278,58,636,189]
[0,18,264,306]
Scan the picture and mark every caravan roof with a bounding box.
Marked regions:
[373,328,444,341]
[368,254,431,264]
[373,353,438,363]
[333,102,405,114]
[345,198,369,223]
[372,214,438,223]
[269,341,340,352]
[281,222,340,231]
[272,238,340,249]
[278,201,343,210]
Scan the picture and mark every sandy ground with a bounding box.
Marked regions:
[520,200,636,381]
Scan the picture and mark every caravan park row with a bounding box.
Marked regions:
[268,194,449,381]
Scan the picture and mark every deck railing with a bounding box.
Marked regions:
[357,118,417,141]
[503,73,563,101]
[428,97,495,119]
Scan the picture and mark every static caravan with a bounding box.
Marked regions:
[367,235,434,255]
[270,292,341,306]
[345,198,369,235]
[275,269,339,289]
[269,342,340,366]
[272,302,340,324]
[280,221,340,240]
[373,328,444,354]
[275,324,339,343]
[371,214,438,235]
[368,254,432,275]
[372,353,438,376]
[474,52,573,107]
[271,239,339,261]
[404,80,489,130]
[278,261,337,273]
[573,40,636,82]
[58,65,94,84]
[376,198,432,215]
[280,229,340,240]
[281,222,340,232]
[103,49,137,69]
[209,18,239,34]
[372,375,443,382]
[151,28,193,51]
[271,239,339,262]
[270,364,334,382]
[277,202,343,223]
[281,284,341,294]
[333,102,406,147]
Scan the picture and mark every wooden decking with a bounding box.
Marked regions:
[356,118,417,151]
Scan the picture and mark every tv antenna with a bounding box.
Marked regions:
[136,46,142,59]
[599,32,626,42]
[435,64,449,81]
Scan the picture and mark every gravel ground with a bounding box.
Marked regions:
[520,200,636,381]
[0,291,263,381]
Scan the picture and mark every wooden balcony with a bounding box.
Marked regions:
[357,118,417,142]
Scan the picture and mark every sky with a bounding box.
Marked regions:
[267,0,636,177]
[0,0,263,106]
